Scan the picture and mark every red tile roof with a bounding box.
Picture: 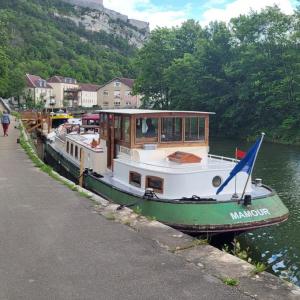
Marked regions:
[79,83,102,92]
[26,74,52,89]
[100,77,135,89]
[47,76,77,84]
[119,78,134,88]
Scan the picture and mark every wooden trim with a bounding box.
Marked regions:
[133,112,210,118]
[205,116,209,144]
[129,171,142,188]
[132,141,208,149]
[145,175,164,194]
[130,115,135,148]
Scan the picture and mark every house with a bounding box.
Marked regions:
[78,83,101,108]
[97,78,141,109]
[47,76,79,108]
[24,74,53,107]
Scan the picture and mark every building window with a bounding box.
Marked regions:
[125,90,131,96]
[70,143,74,156]
[146,176,164,194]
[103,101,109,106]
[114,101,121,107]
[75,145,78,160]
[129,171,141,188]
[114,91,121,99]
[136,117,158,142]
[103,91,109,96]
[114,81,121,88]
[161,117,182,142]
[185,117,205,141]
[66,141,69,153]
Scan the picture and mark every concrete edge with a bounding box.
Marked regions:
[19,123,300,299]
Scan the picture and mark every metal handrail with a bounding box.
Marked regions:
[208,154,239,163]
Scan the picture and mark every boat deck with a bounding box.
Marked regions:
[116,155,237,174]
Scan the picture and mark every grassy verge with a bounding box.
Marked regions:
[18,125,90,198]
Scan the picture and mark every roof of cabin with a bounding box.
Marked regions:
[82,114,99,120]
[97,109,215,115]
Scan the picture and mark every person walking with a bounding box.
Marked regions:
[1,110,10,137]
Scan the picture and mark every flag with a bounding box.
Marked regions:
[216,136,264,195]
[236,149,246,159]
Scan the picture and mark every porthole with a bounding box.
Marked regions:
[212,176,222,188]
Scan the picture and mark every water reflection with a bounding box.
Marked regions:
[211,138,300,286]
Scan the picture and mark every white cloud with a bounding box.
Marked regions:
[103,0,189,29]
[103,0,295,30]
[201,0,295,25]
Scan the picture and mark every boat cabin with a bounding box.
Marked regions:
[98,109,214,170]
[82,114,100,132]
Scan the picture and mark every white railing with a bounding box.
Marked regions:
[208,154,239,163]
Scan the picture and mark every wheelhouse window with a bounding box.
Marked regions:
[100,113,108,138]
[70,143,74,156]
[66,141,69,153]
[185,117,205,141]
[129,171,141,187]
[135,117,158,143]
[161,117,182,142]
[114,115,121,140]
[146,176,164,194]
[121,116,130,143]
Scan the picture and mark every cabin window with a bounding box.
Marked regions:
[66,141,69,153]
[136,118,158,142]
[100,113,108,138]
[212,176,222,188]
[161,117,182,142]
[114,116,121,140]
[70,143,74,156]
[185,117,205,141]
[146,176,164,194]
[121,116,130,143]
[129,171,141,187]
[75,146,78,160]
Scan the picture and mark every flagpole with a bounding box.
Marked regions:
[232,148,238,199]
[240,133,265,202]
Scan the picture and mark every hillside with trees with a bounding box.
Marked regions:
[0,1,299,144]
[0,0,138,99]
[134,7,300,144]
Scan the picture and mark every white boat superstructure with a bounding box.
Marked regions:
[48,109,255,200]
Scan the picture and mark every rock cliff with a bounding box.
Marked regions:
[62,0,150,48]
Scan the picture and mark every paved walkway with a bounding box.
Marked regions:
[0,121,249,300]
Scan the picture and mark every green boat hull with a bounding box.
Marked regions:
[45,144,289,233]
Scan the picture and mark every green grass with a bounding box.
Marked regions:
[222,277,239,286]
[252,262,267,274]
[18,125,96,204]
[133,206,142,215]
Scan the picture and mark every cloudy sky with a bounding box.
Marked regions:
[103,0,297,29]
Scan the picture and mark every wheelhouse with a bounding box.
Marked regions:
[98,109,215,169]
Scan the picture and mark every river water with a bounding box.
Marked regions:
[210,137,300,286]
